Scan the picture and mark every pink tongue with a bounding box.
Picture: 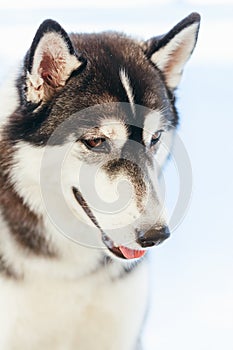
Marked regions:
[119,246,146,259]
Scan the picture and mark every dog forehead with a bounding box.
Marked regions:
[69,32,168,108]
[49,33,172,126]
[99,118,128,139]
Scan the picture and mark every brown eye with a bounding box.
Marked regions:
[85,138,104,148]
[150,131,162,147]
[82,137,109,153]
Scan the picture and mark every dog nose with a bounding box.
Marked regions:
[137,226,170,248]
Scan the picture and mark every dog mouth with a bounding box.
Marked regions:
[102,234,146,259]
[72,187,146,260]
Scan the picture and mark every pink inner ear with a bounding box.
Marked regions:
[40,53,65,88]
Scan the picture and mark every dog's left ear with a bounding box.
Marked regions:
[24,19,83,104]
[143,13,200,90]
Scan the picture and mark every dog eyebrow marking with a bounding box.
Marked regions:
[119,68,135,116]
[143,110,165,145]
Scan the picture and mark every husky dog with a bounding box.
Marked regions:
[0,13,200,350]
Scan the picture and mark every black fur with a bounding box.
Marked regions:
[5,29,180,146]
[144,12,200,59]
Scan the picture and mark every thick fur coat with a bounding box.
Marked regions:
[0,13,200,350]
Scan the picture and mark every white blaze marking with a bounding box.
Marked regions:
[100,117,128,148]
[119,69,135,115]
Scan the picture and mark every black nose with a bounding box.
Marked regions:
[137,226,170,248]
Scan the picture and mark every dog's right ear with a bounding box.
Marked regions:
[24,19,83,105]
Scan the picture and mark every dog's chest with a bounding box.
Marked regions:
[0,261,148,350]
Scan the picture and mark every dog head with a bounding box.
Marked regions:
[5,13,200,260]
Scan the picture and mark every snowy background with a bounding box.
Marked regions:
[0,1,233,349]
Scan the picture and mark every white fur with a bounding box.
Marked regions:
[0,194,149,350]
[119,69,135,115]
[143,110,175,168]
[0,271,148,350]
[27,32,82,103]
[9,143,45,214]
[143,110,164,146]
[0,237,149,350]
[156,129,174,169]
[151,23,199,89]
[100,117,128,148]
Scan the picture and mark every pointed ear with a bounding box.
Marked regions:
[24,19,83,104]
[143,13,200,90]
